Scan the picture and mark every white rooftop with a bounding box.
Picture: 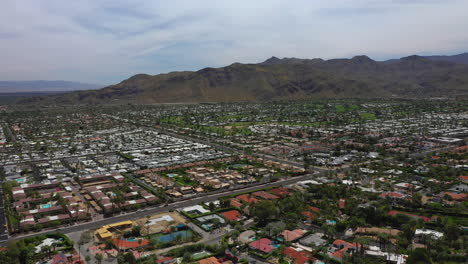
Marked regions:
[415,229,444,239]
[182,205,210,214]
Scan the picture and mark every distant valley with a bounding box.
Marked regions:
[0,80,102,93]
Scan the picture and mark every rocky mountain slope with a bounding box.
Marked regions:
[20,54,468,104]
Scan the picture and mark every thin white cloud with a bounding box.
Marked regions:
[0,0,467,84]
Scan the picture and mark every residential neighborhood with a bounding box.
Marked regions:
[0,100,466,264]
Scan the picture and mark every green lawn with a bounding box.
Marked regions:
[360,112,377,120]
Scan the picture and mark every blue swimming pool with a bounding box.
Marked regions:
[41,204,52,209]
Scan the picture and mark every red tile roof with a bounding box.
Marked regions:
[198,257,222,264]
[50,253,68,264]
[329,248,347,260]
[230,198,242,208]
[283,247,312,264]
[236,194,259,204]
[252,191,280,200]
[443,192,467,201]
[222,210,241,221]
[453,145,468,152]
[333,239,355,248]
[302,211,317,221]
[338,199,346,209]
[309,206,320,213]
[269,187,291,197]
[328,240,359,261]
[379,192,405,198]
[249,238,275,253]
[459,176,468,182]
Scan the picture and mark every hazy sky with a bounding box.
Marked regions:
[1,0,467,85]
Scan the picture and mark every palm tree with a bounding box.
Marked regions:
[145,215,151,237]
[42,245,52,259]
[378,233,390,252]
[355,237,371,257]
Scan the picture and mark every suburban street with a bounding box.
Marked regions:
[0,172,319,246]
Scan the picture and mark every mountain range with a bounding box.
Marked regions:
[424,52,468,65]
[0,81,102,93]
[18,53,468,104]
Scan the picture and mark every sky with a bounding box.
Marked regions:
[1,0,468,85]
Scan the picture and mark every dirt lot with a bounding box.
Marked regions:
[133,211,188,235]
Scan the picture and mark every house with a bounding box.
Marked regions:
[222,210,241,222]
[269,187,291,197]
[414,229,443,244]
[182,205,210,215]
[238,230,256,244]
[249,238,275,254]
[49,253,68,264]
[283,247,313,264]
[20,215,36,228]
[230,198,242,209]
[448,184,468,193]
[196,214,226,229]
[442,192,467,201]
[328,239,359,261]
[379,192,406,199]
[252,191,280,200]
[281,229,307,241]
[197,257,228,264]
[299,234,327,248]
[302,206,320,222]
[364,246,407,264]
[96,221,133,240]
[459,176,468,183]
[236,194,259,204]
[338,198,346,209]
[394,182,421,192]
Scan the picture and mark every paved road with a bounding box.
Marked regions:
[0,173,318,246]
[0,187,7,241]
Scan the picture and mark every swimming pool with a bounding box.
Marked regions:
[126,238,139,242]
[41,204,52,209]
[167,174,178,178]
[202,224,212,231]
[271,241,281,248]
[15,178,26,183]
